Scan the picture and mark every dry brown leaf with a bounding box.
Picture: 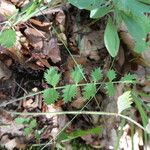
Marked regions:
[43,38,61,63]
[0,0,17,17]
[29,18,51,31]
[71,97,85,109]
[24,27,45,50]
[55,11,66,26]
[44,104,68,139]
[117,46,125,67]
[0,135,26,150]
[0,60,12,79]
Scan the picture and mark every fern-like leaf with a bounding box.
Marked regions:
[0,29,16,48]
[121,73,137,83]
[117,91,133,113]
[43,88,59,104]
[107,69,116,81]
[63,85,77,102]
[83,83,96,100]
[71,65,84,84]
[44,67,61,87]
[105,82,115,96]
[91,68,103,82]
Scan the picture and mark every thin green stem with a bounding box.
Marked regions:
[0,80,136,107]
[8,110,146,132]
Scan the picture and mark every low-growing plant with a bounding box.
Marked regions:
[1,0,150,58]
[42,65,150,148]
[15,117,38,137]
[43,65,137,104]
[0,0,65,48]
[68,0,150,57]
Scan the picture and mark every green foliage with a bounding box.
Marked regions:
[68,0,150,57]
[83,83,96,100]
[104,18,120,57]
[105,82,116,97]
[0,29,16,48]
[15,117,37,136]
[57,126,103,142]
[43,88,59,104]
[63,85,77,102]
[15,117,30,124]
[44,67,61,87]
[107,69,116,81]
[121,73,137,83]
[91,68,103,82]
[117,91,133,113]
[43,66,137,104]
[90,5,113,18]
[71,65,84,84]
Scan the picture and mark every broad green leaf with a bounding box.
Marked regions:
[122,12,149,52]
[71,65,84,84]
[90,6,112,18]
[0,29,16,48]
[107,69,116,81]
[105,82,116,96]
[44,67,61,87]
[114,8,123,26]
[117,0,150,14]
[68,0,106,10]
[117,91,133,113]
[43,88,59,104]
[104,18,120,57]
[83,83,96,100]
[138,0,150,4]
[91,68,103,82]
[63,85,77,102]
[121,73,137,83]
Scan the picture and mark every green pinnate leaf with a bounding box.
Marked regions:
[83,83,96,100]
[43,88,59,104]
[121,73,137,83]
[44,67,61,87]
[107,69,116,81]
[0,29,16,48]
[24,127,32,136]
[104,18,120,57]
[117,91,133,113]
[29,119,37,128]
[15,117,30,124]
[91,68,103,82]
[105,82,115,96]
[71,65,84,84]
[63,85,77,102]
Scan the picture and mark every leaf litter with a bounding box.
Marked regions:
[0,0,150,149]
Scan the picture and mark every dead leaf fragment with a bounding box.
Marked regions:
[43,38,61,63]
[24,27,45,50]
[0,0,18,17]
[0,60,12,79]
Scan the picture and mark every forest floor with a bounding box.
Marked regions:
[0,0,150,150]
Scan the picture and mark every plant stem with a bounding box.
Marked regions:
[8,110,146,132]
